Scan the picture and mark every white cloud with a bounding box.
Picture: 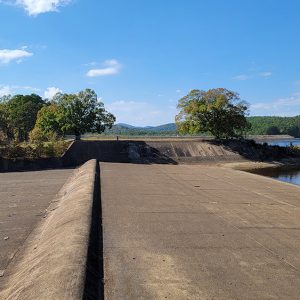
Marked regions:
[86,59,122,77]
[251,94,300,116]
[8,0,72,16]
[259,72,272,78]
[0,48,33,64]
[232,74,250,81]
[43,86,62,99]
[106,100,178,126]
[233,72,272,81]
[0,84,40,97]
[176,89,181,93]
[0,85,12,97]
[14,85,40,92]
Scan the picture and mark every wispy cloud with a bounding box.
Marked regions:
[233,71,273,81]
[0,48,33,64]
[0,84,40,97]
[106,100,177,126]
[43,86,62,99]
[293,80,300,86]
[86,59,122,77]
[251,93,300,116]
[2,0,71,16]
[259,71,272,78]
[232,74,250,81]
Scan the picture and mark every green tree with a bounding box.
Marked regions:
[34,89,115,140]
[247,116,300,137]
[0,100,11,142]
[0,94,45,142]
[266,126,280,135]
[176,88,250,139]
[34,104,64,137]
[287,126,300,138]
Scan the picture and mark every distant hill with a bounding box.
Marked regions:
[104,116,300,137]
[105,123,177,135]
[116,123,137,129]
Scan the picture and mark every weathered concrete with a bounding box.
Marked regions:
[101,163,300,299]
[0,157,63,172]
[2,139,298,172]
[62,140,247,167]
[0,160,99,300]
[0,168,73,281]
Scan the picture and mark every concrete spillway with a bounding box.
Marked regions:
[62,139,258,166]
[1,144,300,299]
[101,162,300,299]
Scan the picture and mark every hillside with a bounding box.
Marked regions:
[105,123,177,135]
[104,116,300,137]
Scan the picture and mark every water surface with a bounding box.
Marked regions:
[263,139,300,147]
[252,167,300,187]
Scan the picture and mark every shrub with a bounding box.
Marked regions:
[29,127,58,143]
[0,140,70,159]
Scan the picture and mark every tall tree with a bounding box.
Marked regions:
[176,88,250,139]
[34,89,115,140]
[0,100,12,142]
[0,94,45,142]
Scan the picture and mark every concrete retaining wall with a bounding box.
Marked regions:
[0,157,63,172]
[0,159,100,300]
[62,140,250,167]
[1,139,290,172]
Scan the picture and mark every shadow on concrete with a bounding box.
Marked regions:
[207,139,300,162]
[2,139,300,172]
[206,139,261,161]
[62,140,178,167]
[83,162,104,300]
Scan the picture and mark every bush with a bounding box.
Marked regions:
[0,140,69,159]
[29,127,58,143]
[0,142,27,159]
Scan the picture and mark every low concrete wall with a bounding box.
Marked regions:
[2,139,296,172]
[61,140,249,166]
[0,159,100,300]
[0,157,62,172]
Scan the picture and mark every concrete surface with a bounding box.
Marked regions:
[62,140,247,167]
[0,168,73,280]
[101,163,300,299]
[0,160,98,300]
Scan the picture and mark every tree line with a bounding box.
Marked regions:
[1,87,299,149]
[247,116,300,137]
[0,89,115,144]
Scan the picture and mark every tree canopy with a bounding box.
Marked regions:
[247,116,300,137]
[176,88,250,139]
[0,94,45,142]
[35,89,115,139]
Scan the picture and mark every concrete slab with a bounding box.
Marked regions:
[101,163,300,299]
[0,168,73,284]
[0,160,101,300]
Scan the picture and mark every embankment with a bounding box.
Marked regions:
[1,139,300,172]
[0,159,102,300]
[61,139,255,166]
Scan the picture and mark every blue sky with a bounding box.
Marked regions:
[1,0,300,126]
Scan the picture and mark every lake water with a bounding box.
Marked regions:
[254,138,300,186]
[252,167,300,187]
[262,139,300,147]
